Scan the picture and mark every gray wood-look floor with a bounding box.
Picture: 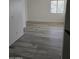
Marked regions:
[9,22,64,59]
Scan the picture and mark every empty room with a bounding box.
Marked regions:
[9,0,69,59]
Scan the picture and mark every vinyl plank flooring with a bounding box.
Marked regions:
[10,22,64,59]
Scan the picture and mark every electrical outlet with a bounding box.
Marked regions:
[16,31,18,36]
[23,27,26,33]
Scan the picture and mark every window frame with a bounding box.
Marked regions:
[50,0,65,13]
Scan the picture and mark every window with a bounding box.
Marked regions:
[51,0,64,13]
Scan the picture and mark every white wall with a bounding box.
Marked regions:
[27,0,67,22]
[9,0,28,45]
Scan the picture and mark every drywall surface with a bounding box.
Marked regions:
[27,0,67,22]
[25,0,28,22]
[9,0,27,45]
